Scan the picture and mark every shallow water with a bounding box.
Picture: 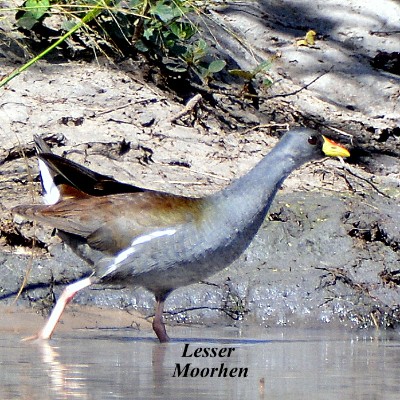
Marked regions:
[1,327,400,400]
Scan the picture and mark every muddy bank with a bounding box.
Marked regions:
[0,0,399,334]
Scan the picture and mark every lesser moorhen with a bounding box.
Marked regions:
[13,128,350,342]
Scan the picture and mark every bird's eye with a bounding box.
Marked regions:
[308,136,318,145]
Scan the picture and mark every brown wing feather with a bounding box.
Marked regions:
[13,192,205,254]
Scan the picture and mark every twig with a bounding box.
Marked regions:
[91,102,133,116]
[168,93,202,123]
[189,68,332,102]
[324,125,354,142]
[369,30,400,36]
[263,67,334,100]
[338,159,390,198]
[241,123,290,135]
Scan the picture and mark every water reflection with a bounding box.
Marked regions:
[1,327,400,399]
[39,342,89,399]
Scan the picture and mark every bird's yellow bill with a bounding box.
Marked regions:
[322,136,350,158]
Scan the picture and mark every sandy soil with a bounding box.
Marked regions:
[0,304,153,336]
[0,0,399,336]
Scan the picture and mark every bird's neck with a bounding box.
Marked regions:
[191,148,301,266]
[215,148,299,215]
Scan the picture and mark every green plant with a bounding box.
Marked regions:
[8,0,227,86]
[183,38,226,82]
[163,38,226,82]
[229,60,273,88]
[134,0,197,55]
[1,0,112,88]
[15,0,51,29]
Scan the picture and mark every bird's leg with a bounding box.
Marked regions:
[23,276,93,341]
[152,295,170,343]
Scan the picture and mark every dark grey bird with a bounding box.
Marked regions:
[13,128,350,342]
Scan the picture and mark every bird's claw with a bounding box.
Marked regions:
[21,332,49,342]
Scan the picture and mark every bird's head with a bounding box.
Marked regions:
[278,128,350,166]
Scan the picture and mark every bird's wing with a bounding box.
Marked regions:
[13,191,205,254]
[37,152,145,201]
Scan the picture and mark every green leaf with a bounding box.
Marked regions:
[16,14,38,30]
[26,0,50,20]
[169,43,188,57]
[16,0,50,29]
[263,78,273,87]
[169,22,196,40]
[207,59,226,73]
[169,22,182,38]
[253,60,272,74]
[228,69,255,80]
[194,38,207,51]
[61,19,77,32]
[196,65,209,79]
[162,57,187,72]
[150,1,181,23]
[143,26,155,40]
[135,40,149,52]
[129,0,142,7]
[191,39,207,63]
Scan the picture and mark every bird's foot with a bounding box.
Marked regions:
[21,334,41,342]
[21,329,51,342]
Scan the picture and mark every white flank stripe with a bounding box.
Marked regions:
[131,228,177,246]
[104,228,177,275]
[39,159,60,205]
[114,246,137,265]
